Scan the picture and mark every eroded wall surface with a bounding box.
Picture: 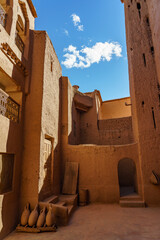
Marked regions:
[98,117,133,145]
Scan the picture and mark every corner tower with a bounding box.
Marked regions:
[122,0,160,205]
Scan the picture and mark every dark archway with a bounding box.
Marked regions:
[118,158,138,197]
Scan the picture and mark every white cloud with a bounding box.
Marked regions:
[78,25,84,31]
[71,14,80,26]
[71,13,84,32]
[64,29,69,36]
[62,42,122,69]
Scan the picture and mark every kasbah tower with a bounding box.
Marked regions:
[0,0,160,239]
[122,0,160,205]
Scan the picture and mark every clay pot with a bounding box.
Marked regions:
[21,203,30,226]
[46,205,55,227]
[37,207,46,227]
[28,204,39,227]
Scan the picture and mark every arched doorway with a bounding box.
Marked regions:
[118,158,138,197]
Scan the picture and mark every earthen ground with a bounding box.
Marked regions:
[5,204,160,240]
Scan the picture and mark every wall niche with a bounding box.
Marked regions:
[0,154,14,194]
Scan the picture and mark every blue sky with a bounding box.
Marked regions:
[32,0,129,101]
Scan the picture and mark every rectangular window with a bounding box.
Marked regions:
[0,154,14,194]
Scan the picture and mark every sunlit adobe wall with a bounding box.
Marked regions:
[20,30,62,210]
[62,142,142,203]
[61,82,141,202]
[39,32,62,199]
[68,93,133,145]
[100,97,131,120]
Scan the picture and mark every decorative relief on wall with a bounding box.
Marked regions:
[0,88,20,122]
[0,42,28,75]
[0,5,6,27]
[18,0,29,23]
[0,87,8,116]
[0,4,6,27]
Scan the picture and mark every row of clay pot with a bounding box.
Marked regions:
[21,203,55,227]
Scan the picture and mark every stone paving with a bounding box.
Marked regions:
[5,204,160,240]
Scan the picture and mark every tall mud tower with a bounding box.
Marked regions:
[122,0,160,205]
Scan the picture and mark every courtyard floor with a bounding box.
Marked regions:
[5,204,160,240]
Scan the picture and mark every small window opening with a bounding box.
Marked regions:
[142,101,144,107]
[152,107,156,129]
[137,3,141,10]
[137,3,141,19]
[50,56,54,72]
[146,17,150,27]
[15,15,25,53]
[151,46,154,55]
[143,54,146,67]
[97,120,99,130]
[51,61,53,72]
